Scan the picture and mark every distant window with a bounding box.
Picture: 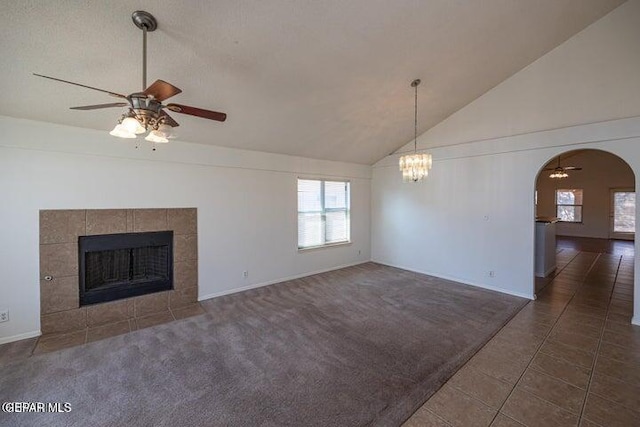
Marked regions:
[556,189,583,223]
[613,191,635,233]
[298,179,350,249]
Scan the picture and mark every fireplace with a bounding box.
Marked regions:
[79,231,174,306]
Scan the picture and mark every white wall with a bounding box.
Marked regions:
[0,116,371,343]
[536,150,635,239]
[372,0,640,323]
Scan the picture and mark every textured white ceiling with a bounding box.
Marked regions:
[0,0,625,164]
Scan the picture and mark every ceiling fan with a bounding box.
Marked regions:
[34,10,226,144]
[543,156,582,178]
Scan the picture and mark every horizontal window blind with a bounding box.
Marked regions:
[298,179,350,249]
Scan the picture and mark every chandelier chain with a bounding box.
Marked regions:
[414,82,418,153]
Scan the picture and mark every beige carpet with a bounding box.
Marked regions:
[0,263,526,426]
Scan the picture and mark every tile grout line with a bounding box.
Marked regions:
[487,251,602,426]
[535,250,582,295]
[577,254,623,426]
[525,365,589,394]
[495,412,526,426]
[424,408,454,427]
[588,388,640,417]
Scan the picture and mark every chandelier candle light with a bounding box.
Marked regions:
[399,79,432,182]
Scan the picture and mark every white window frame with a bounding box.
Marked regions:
[297,178,351,250]
[556,189,583,223]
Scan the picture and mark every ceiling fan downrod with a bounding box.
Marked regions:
[32,8,227,144]
[131,11,157,92]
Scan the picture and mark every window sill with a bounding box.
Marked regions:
[298,241,352,253]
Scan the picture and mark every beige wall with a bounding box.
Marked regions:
[536,150,634,239]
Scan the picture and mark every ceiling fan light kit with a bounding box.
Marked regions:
[34,11,227,148]
[546,156,582,179]
[399,79,432,183]
[549,170,569,179]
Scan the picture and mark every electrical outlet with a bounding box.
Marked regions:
[488,271,495,278]
[242,271,249,279]
[0,310,8,323]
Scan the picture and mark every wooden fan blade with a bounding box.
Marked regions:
[70,102,129,110]
[165,103,227,122]
[33,74,127,99]
[159,111,180,128]
[144,80,182,101]
[563,167,582,170]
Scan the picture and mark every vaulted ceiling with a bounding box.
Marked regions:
[0,0,625,164]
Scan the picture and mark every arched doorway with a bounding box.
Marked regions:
[533,149,635,321]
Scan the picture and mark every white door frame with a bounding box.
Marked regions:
[610,188,635,240]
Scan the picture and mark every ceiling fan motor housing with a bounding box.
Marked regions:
[130,94,162,113]
[127,95,168,128]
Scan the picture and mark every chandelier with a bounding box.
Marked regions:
[399,79,432,182]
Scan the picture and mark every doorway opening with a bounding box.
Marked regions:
[610,189,635,240]
[533,149,635,303]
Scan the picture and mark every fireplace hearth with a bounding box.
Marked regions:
[79,231,174,306]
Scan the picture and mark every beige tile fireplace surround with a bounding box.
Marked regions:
[38,208,199,353]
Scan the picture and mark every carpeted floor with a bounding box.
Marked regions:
[0,263,526,426]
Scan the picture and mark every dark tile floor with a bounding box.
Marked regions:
[557,235,634,257]
[405,238,638,427]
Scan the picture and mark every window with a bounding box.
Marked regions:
[556,189,583,222]
[298,179,350,249]
[613,191,635,233]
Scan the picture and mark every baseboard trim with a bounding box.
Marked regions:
[198,260,370,302]
[0,330,41,345]
[372,260,535,300]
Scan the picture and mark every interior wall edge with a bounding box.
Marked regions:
[0,330,41,346]
[374,116,640,169]
[198,260,371,301]
[371,259,536,301]
[0,115,373,180]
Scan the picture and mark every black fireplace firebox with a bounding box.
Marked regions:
[79,231,173,306]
